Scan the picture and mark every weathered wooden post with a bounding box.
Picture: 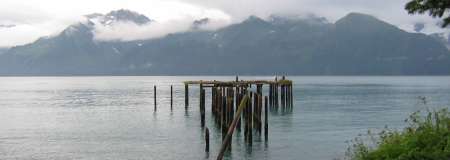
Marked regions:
[264,96,268,141]
[214,87,219,124]
[236,88,242,132]
[269,84,273,107]
[216,93,250,160]
[290,84,294,109]
[212,86,216,117]
[244,92,251,142]
[254,93,258,131]
[201,89,206,128]
[248,92,253,145]
[256,84,262,133]
[286,83,290,109]
[273,84,276,108]
[154,85,157,111]
[219,87,223,127]
[185,84,189,108]
[274,77,279,108]
[285,84,289,109]
[170,85,173,110]
[290,84,293,108]
[229,88,234,126]
[221,88,226,141]
[281,84,285,108]
[205,127,210,152]
[258,93,262,133]
[285,84,288,109]
[227,90,233,150]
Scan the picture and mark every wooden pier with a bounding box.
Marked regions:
[151,76,294,160]
[183,76,294,160]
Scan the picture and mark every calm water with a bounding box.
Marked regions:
[0,76,449,160]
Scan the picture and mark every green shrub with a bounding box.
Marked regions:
[346,108,450,160]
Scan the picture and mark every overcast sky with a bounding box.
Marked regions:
[0,0,449,47]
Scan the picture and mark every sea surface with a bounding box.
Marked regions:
[0,76,449,160]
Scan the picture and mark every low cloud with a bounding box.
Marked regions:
[183,0,450,33]
[92,15,231,42]
[0,17,83,47]
[1,0,450,47]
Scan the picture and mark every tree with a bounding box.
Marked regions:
[405,0,450,27]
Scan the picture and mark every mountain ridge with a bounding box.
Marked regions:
[1,10,449,75]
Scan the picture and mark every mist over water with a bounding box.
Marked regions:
[0,76,449,160]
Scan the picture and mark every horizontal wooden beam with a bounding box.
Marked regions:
[184,79,292,86]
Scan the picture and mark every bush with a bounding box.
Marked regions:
[346,108,450,160]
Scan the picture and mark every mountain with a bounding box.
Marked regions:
[0,9,151,75]
[0,48,8,55]
[87,9,152,26]
[1,11,449,75]
[191,18,210,30]
[430,33,450,50]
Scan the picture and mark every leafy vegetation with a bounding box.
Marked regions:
[405,0,450,27]
[346,108,450,160]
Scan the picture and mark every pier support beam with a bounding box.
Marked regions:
[185,84,189,108]
[170,85,173,110]
[154,85,157,111]
[216,93,250,160]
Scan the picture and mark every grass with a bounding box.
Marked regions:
[345,108,450,160]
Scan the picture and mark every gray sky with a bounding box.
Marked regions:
[0,0,448,47]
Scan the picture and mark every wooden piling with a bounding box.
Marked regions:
[205,127,210,152]
[229,88,234,126]
[285,84,288,109]
[253,92,257,130]
[269,84,273,107]
[286,84,289,109]
[211,87,215,116]
[213,87,218,124]
[244,92,251,142]
[290,84,294,109]
[287,84,290,108]
[218,87,223,127]
[258,93,262,133]
[170,85,173,110]
[281,84,285,108]
[216,93,250,160]
[200,89,206,128]
[236,87,241,132]
[248,92,253,145]
[221,88,226,141]
[274,82,279,108]
[154,85,157,111]
[185,84,189,108]
[291,85,293,108]
[264,96,268,141]
[256,84,262,133]
[227,89,233,150]
[181,78,295,155]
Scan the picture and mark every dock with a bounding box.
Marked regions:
[183,76,294,160]
[150,76,294,160]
